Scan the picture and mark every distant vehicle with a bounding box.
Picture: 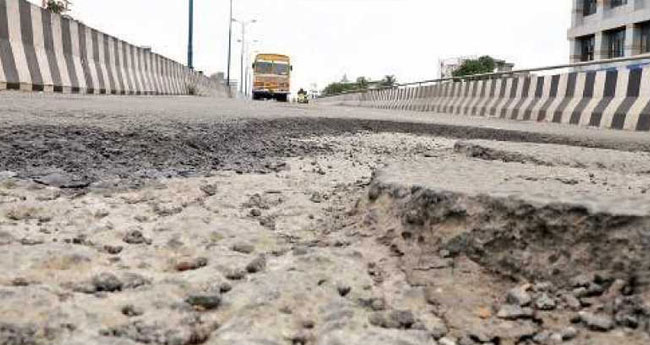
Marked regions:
[252,54,292,102]
[297,88,309,104]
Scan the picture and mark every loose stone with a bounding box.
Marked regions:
[506,285,532,306]
[232,242,255,254]
[535,293,557,311]
[245,255,266,273]
[225,268,247,280]
[497,305,534,320]
[337,284,352,297]
[104,245,124,255]
[121,305,144,317]
[579,311,614,332]
[122,229,151,245]
[92,273,123,292]
[175,257,208,272]
[186,294,221,310]
[561,326,578,340]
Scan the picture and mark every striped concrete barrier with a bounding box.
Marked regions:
[316,65,650,131]
[0,0,224,96]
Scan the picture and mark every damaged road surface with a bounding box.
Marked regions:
[0,94,649,345]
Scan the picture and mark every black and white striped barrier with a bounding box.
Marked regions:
[0,0,224,96]
[317,66,650,131]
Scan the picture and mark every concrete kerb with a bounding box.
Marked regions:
[316,57,650,132]
[0,0,225,96]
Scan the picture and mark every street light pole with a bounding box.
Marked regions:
[244,41,259,98]
[233,19,256,97]
[240,24,245,95]
[187,0,194,69]
[226,0,233,86]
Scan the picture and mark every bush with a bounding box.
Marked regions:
[321,75,397,96]
[452,56,496,78]
[45,0,70,14]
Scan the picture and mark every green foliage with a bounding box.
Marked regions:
[452,56,496,77]
[45,0,70,14]
[323,76,369,96]
[322,82,357,96]
[321,75,398,96]
[380,75,397,87]
[356,77,369,89]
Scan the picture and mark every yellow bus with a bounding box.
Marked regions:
[252,54,292,102]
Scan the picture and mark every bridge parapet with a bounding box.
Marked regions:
[0,0,226,96]
[316,56,650,131]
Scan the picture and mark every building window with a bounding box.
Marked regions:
[641,22,650,54]
[611,0,627,8]
[579,35,595,61]
[607,28,626,58]
[583,0,597,16]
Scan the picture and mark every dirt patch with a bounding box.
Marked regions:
[363,181,650,287]
[349,178,650,344]
[454,141,554,166]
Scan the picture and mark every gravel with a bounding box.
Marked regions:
[506,286,532,306]
[336,283,352,297]
[245,255,266,274]
[175,257,208,272]
[535,293,557,311]
[224,268,247,281]
[496,305,534,320]
[122,229,151,245]
[186,294,222,310]
[232,242,255,254]
[579,312,615,332]
[91,273,123,292]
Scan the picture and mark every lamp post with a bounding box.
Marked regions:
[187,0,194,69]
[226,0,233,86]
[237,39,247,96]
[244,41,259,97]
[232,18,256,96]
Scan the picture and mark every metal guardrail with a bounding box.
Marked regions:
[318,54,650,98]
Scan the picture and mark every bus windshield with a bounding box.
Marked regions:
[254,62,273,74]
[274,63,290,75]
[255,61,290,76]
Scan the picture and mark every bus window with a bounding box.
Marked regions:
[255,62,273,74]
[274,64,290,76]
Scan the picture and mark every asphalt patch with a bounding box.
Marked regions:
[2,117,649,186]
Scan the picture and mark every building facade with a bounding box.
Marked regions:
[569,0,650,63]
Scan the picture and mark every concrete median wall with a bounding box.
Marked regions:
[0,0,224,96]
[317,65,650,132]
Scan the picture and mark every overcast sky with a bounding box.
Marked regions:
[30,0,572,93]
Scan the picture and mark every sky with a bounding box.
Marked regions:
[30,0,572,94]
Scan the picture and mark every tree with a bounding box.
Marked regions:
[380,75,397,88]
[452,56,496,77]
[322,76,373,96]
[322,83,346,96]
[356,77,369,90]
[43,0,71,15]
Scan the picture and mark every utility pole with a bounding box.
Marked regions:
[240,25,246,95]
[226,0,233,86]
[244,41,259,98]
[187,0,194,69]
[244,51,250,97]
[232,19,256,97]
